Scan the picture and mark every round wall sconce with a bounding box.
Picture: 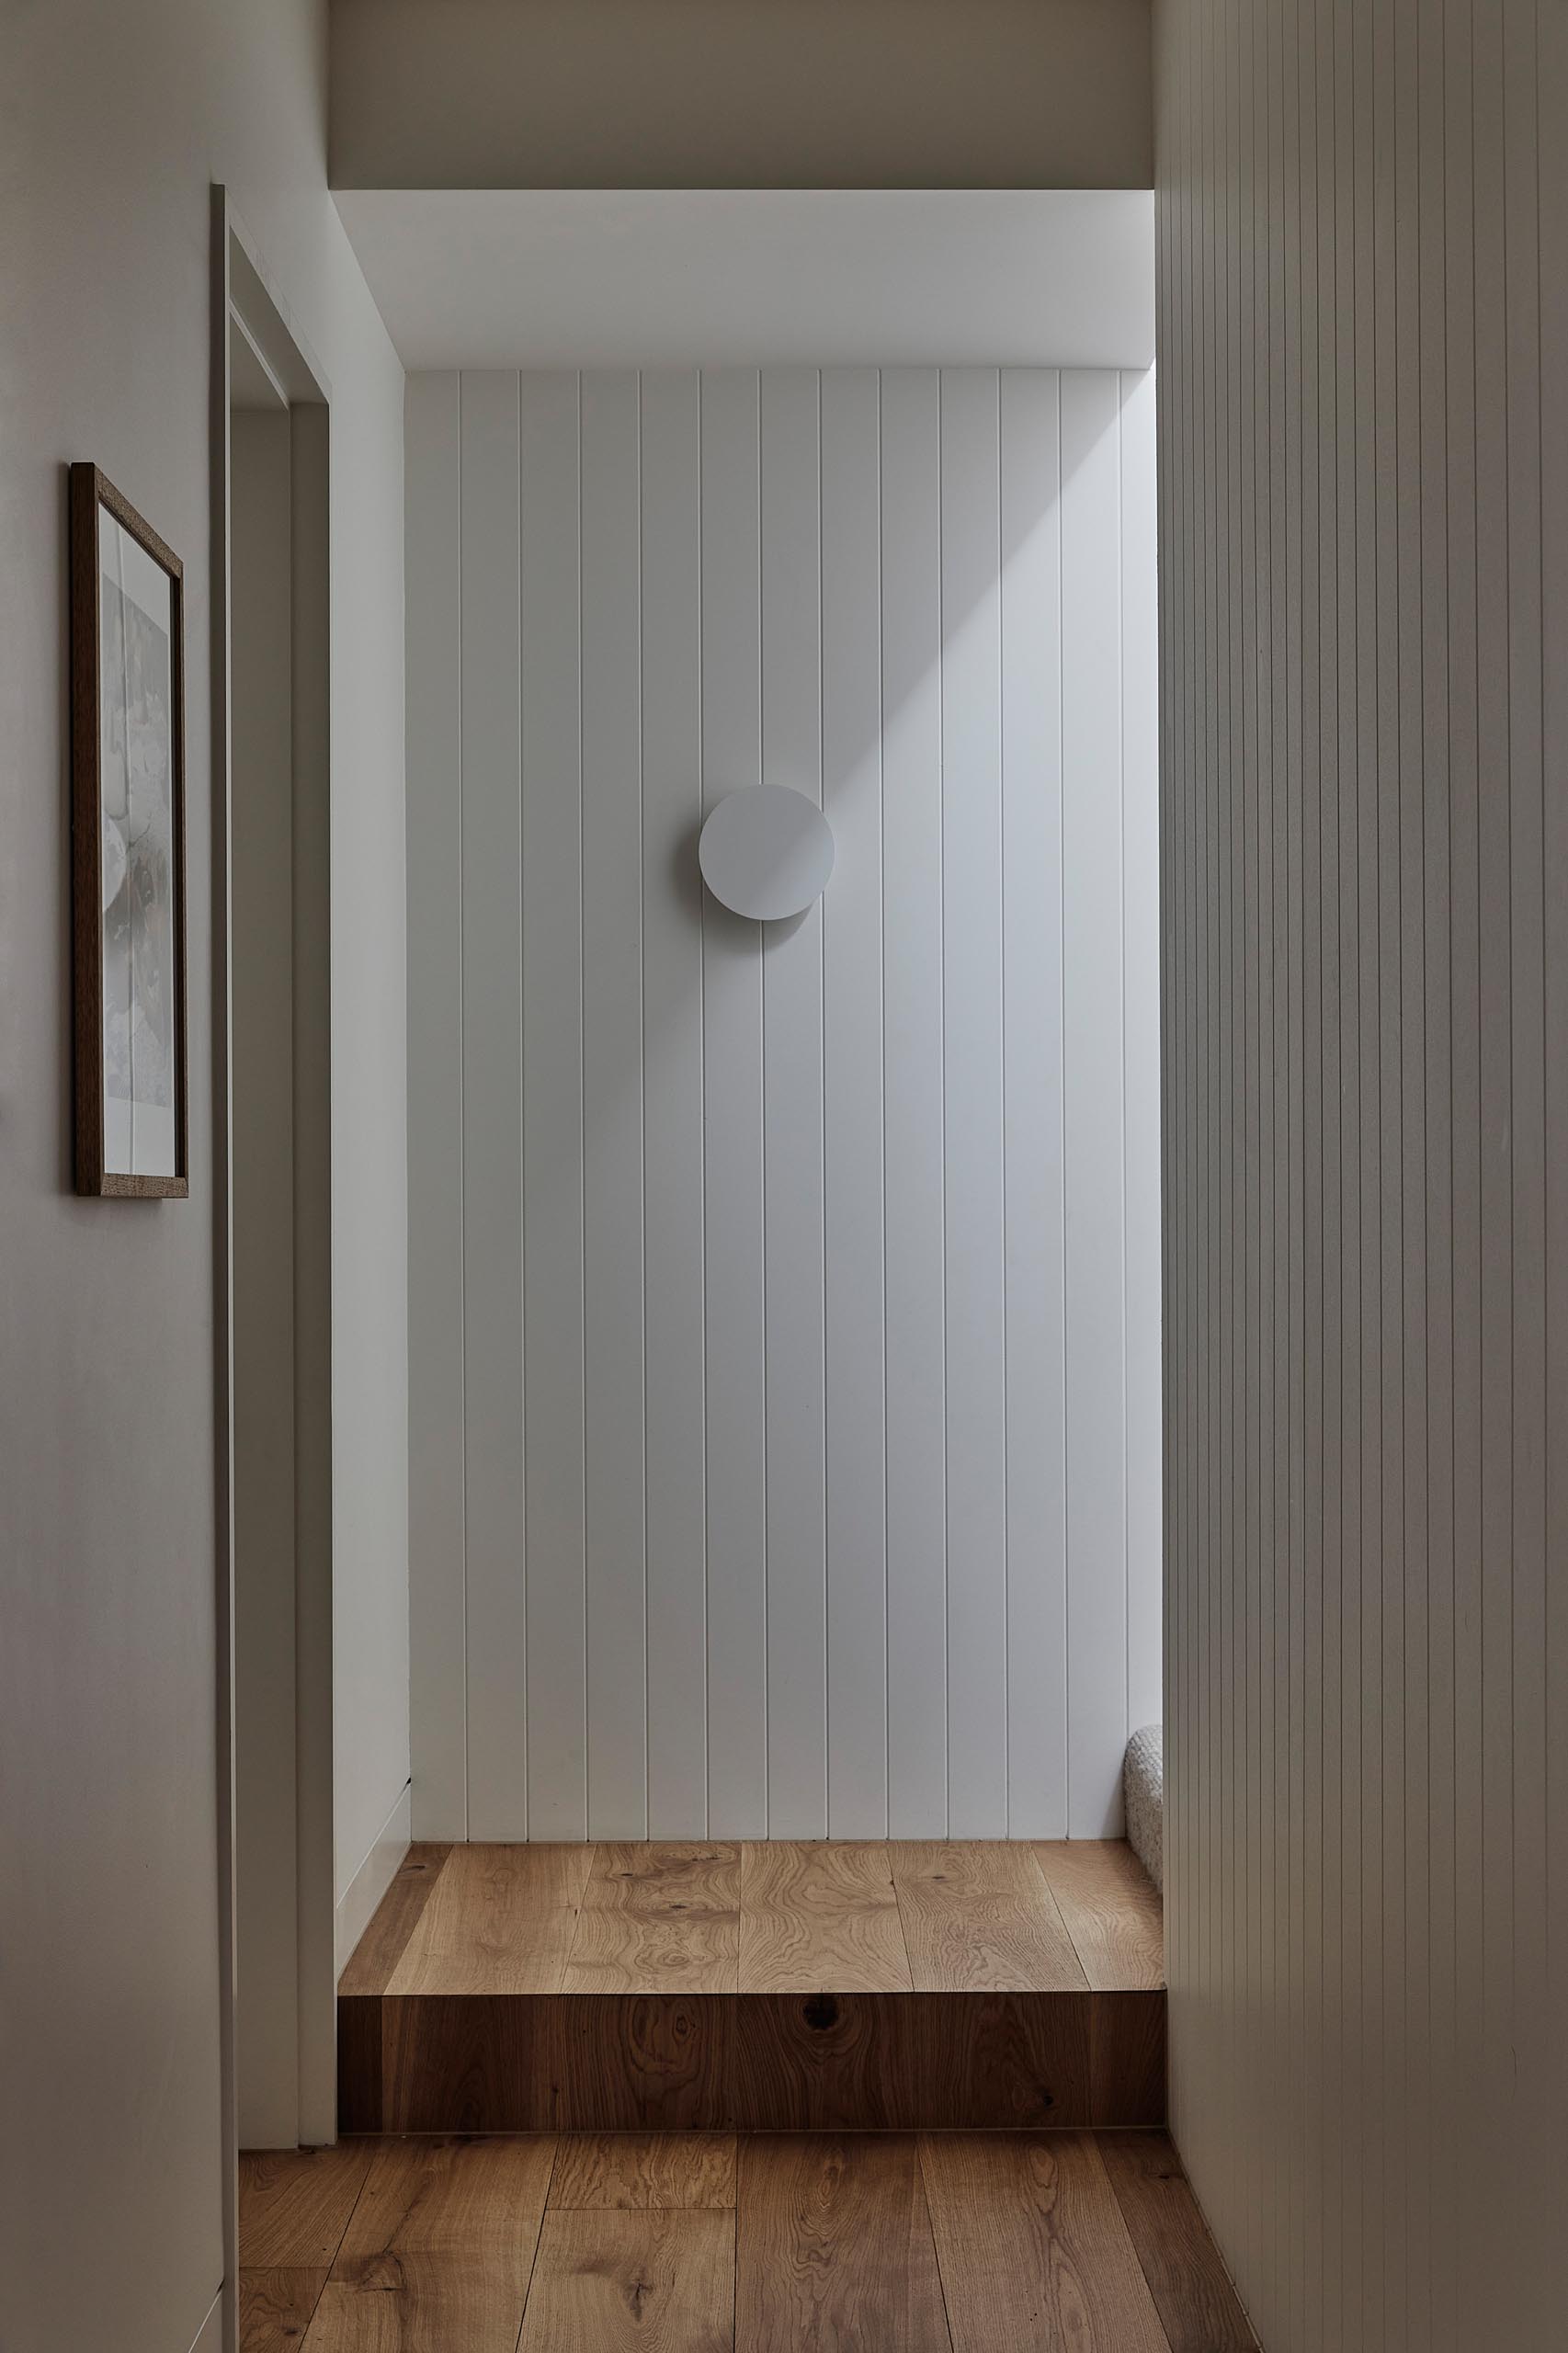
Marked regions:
[698,784,835,921]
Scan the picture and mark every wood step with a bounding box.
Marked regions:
[338,1839,1165,2135]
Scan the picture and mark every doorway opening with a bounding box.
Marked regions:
[217,206,335,2195]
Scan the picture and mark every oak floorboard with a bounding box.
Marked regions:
[338,1844,451,1995]
[305,2135,555,2353]
[239,2144,374,2268]
[518,2208,734,2352]
[386,1842,595,1995]
[562,1842,741,1994]
[305,2273,518,2352]
[239,2268,327,2350]
[1098,2131,1257,2349]
[918,2131,1169,2353]
[1033,1841,1165,1990]
[890,1842,1087,1992]
[549,2131,738,2210]
[735,2133,952,2351]
[739,1842,913,1993]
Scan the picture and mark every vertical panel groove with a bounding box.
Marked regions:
[758,375,770,1836]
[1117,382,1129,1755]
[698,377,709,1839]
[937,367,950,1846]
[577,369,588,1824]
[637,355,651,1831]
[640,369,708,1836]
[405,370,468,1840]
[993,390,1007,1835]
[880,369,890,1830]
[458,384,469,1840]
[819,370,830,1836]
[1060,379,1072,1840]
[520,369,586,1838]
[459,368,526,1839]
[582,369,646,1836]
[576,367,588,1816]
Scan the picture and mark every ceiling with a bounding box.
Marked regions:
[334,189,1155,372]
[328,0,1153,194]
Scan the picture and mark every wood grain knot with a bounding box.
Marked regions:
[801,1995,840,2031]
[341,2252,406,2293]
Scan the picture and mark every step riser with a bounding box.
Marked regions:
[339,1988,1164,2134]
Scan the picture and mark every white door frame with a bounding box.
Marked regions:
[210,183,336,2350]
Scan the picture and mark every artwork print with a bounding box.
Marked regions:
[71,465,187,1197]
[99,516,177,1172]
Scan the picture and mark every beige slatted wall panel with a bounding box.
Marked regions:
[1156,1,1568,2345]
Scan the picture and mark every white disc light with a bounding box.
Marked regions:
[698,784,835,921]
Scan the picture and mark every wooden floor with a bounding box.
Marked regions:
[240,2130,1256,2352]
[338,1840,1167,2135]
[342,1839,1164,1998]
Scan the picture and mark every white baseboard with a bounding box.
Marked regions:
[335,1781,412,1977]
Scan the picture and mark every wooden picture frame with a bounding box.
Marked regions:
[70,463,189,1197]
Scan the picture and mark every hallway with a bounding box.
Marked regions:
[7,4,1567,2347]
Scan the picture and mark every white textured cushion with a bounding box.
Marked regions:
[1124,1722,1164,1892]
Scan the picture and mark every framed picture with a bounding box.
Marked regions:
[70,463,188,1197]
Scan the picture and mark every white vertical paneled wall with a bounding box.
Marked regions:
[406,366,1159,1843]
[1156,4,1568,2347]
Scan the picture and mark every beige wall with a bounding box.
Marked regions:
[0,6,407,2347]
[330,0,1153,189]
[1156,1,1568,2346]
